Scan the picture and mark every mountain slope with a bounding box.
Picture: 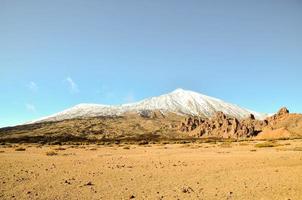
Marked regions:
[30,89,267,124]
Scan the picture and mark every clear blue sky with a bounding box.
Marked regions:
[0,0,302,127]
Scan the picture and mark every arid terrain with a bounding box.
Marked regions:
[2,0,302,198]
[1,107,302,144]
[1,139,302,200]
[1,100,302,199]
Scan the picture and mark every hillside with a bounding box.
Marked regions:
[0,111,186,143]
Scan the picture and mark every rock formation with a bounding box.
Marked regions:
[266,107,289,126]
[277,107,289,115]
[255,107,302,139]
[180,107,302,140]
[180,111,269,139]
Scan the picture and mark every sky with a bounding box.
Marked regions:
[0,0,302,127]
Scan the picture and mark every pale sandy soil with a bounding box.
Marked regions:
[1,140,302,200]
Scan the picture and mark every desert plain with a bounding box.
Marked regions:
[0,139,302,200]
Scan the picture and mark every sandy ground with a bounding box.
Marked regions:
[0,140,302,200]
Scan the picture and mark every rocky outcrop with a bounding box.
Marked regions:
[180,107,301,139]
[277,107,289,115]
[180,111,268,139]
[266,107,289,125]
[255,107,302,139]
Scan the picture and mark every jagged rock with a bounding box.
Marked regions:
[248,114,255,120]
[179,107,297,139]
[180,111,268,138]
[277,107,289,116]
[212,111,227,121]
[180,107,296,139]
[230,118,239,135]
[266,107,290,126]
[180,122,189,132]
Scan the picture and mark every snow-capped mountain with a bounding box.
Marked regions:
[30,89,267,123]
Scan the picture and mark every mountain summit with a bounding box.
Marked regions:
[31,89,267,123]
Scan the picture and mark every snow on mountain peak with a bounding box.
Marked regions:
[30,89,267,124]
[171,88,186,93]
[131,89,265,119]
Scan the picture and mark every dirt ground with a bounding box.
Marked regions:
[1,139,302,200]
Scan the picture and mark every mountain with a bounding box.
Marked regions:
[1,90,301,143]
[30,88,267,124]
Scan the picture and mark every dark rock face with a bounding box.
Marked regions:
[180,111,268,139]
[248,114,255,120]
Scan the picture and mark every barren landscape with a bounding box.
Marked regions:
[1,139,302,200]
[1,96,302,199]
[2,1,302,199]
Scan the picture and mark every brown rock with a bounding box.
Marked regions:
[277,107,289,116]
[180,111,267,139]
[213,111,227,120]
